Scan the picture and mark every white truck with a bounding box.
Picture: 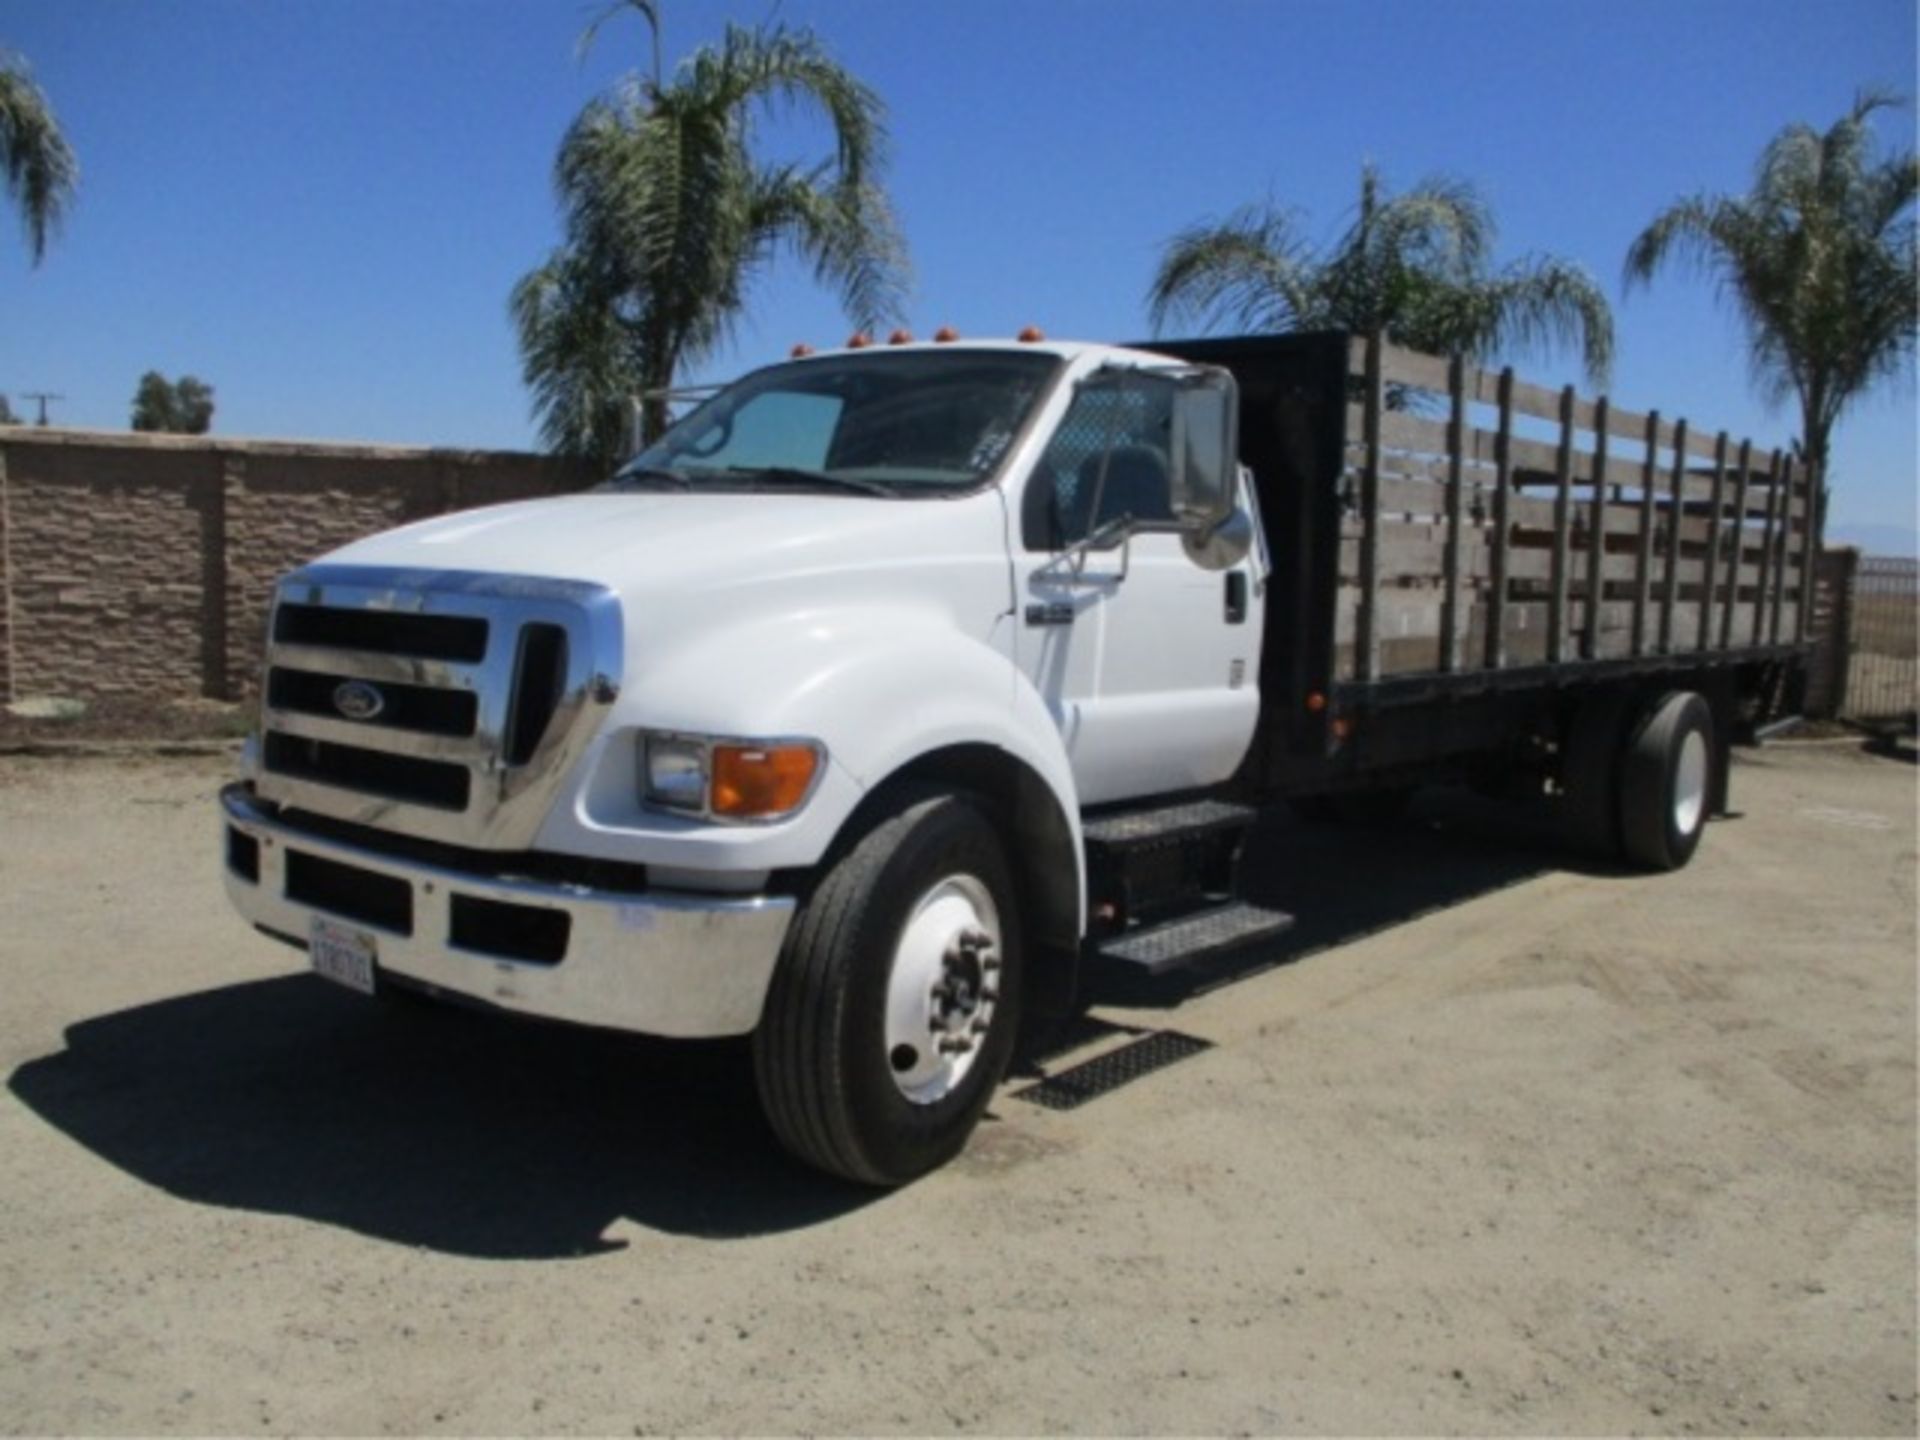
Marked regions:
[221,331,1812,1183]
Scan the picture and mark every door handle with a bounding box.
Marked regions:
[1225,571,1248,624]
[1025,602,1075,627]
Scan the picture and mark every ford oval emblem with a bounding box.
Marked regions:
[332,680,386,722]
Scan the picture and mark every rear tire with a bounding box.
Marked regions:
[1619,691,1715,871]
[753,790,1022,1186]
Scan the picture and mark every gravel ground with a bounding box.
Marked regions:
[0,740,1913,1435]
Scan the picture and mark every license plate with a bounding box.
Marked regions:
[310,917,377,995]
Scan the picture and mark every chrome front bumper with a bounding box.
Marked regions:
[219,784,794,1038]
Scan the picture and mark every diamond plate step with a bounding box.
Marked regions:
[1092,900,1295,976]
[1081,799,1256,852]
[1012,1030,1214,1111]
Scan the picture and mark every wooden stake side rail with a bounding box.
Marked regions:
[1338,335,1812,682]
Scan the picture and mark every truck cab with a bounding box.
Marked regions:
[222,338,1285,1185]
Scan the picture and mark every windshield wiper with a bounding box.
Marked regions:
[723,466,899,498]
[607,465,693,490]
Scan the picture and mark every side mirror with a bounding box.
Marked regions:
[1171,371,1247,570]
[1169,371,1237,529]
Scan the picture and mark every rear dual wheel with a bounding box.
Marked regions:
[1619,691,1715,871]
[1562,689,1716,871]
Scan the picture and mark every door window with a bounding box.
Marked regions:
[1022,374,1177,549]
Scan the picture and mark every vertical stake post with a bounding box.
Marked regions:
[1631,410,1659,656]
[1485,367,1514,669]
[1583,397,1610,660]
[1440,353,1467,673]
[1356,332,1384,683]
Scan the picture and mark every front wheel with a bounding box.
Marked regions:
[753,790,1022,1186]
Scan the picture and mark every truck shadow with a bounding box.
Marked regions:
[8,978,877,1259]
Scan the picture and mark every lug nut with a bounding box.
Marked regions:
[937,1036,974,1055]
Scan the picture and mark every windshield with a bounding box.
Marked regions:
[607,350,1063,497]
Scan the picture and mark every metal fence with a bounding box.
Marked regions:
[1843,555,1919,723]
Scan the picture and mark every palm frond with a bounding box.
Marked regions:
[1464,256,1615,386]
[516,21,908,459]
[0,58,78,264]
[1627,95,1917,484]
[1145,205,1318,335]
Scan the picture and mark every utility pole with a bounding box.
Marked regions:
[20,392,63,426]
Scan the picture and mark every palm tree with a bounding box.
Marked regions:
[1625,92,1917,499]
[0,52,78,264]
[1147,164,1613,386]
[513,6,908,466]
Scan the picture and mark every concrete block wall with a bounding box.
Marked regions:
[0,428,595,705]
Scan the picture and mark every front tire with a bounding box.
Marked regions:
[753,790,1023,1186]
[1619,691,1715,871]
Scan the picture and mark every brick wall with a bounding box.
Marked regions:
[0,428,597,704]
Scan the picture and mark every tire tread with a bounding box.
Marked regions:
[754,789,995,1185]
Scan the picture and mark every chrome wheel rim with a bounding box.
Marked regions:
[884,874,1002,1105]
[1673,729,1709,836]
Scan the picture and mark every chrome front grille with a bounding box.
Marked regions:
[255,565,623,847]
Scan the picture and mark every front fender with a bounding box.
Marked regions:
[534,606,1085,907]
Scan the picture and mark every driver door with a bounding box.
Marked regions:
[1012,368,1266,806]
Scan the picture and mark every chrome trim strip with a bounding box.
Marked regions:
[267,644,483,690]
[265,707,480,762]
[221,784,792,1039]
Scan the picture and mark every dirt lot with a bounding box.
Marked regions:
[1,741,1914,1436]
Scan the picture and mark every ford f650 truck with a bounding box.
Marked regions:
[220,330,1814,1184]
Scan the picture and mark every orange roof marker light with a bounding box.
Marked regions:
[887,328,914,345]
[1017,325,1045,343]
[790,342,815,358]
[934,326,959,343]
[846,332,872,349]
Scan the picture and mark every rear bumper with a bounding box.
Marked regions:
[219,783,794,1038]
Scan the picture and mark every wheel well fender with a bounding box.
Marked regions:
[850,743,1085,1019]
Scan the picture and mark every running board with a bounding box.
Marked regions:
[1092,900,1295,977]
[1081,798,1257,853]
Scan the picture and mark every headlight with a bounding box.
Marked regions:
[643,735,709,810]
[642,733,823,821]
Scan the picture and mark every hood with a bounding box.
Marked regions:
[312,488,1012,601]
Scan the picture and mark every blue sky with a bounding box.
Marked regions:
[3,0,1915,543]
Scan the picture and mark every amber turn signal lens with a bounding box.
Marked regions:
[710,743,820,818]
